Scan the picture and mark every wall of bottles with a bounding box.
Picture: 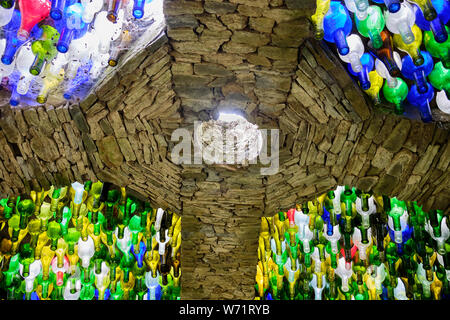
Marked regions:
[0,0,162,107]
[0,181,181,300]
[255,185,449,300]
[311,0,450,121]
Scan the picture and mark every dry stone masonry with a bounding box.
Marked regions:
[0,0,448,300]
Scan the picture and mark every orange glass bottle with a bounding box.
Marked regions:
[368,30,401,77]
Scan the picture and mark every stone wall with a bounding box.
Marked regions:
[0,0,448,300]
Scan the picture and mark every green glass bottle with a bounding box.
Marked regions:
[129,215,143,252]
[110,281,124,300]
[37,272,55,299]
[16,199,35,230]
[27,218,41,249]
[388,198,406,237]
[64,228,80,255]
[103,189,120,245]
[355,5,385,49]
[325,241,339,269]
[0,198,12,219]
[8,214,21,242]
[428,62,449,96]
[120,253,135,283]
[0,0,13,9]
[30,25,61,76]
[427,210,442,238]
[382,77,408,114]
[18,243,34,277]
[59,206,72,237]
[79,283,96,300]
[424,27,450,69]
[47,221,62,250]
[3,254,20,287]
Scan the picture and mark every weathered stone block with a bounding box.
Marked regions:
[97,136,124,168]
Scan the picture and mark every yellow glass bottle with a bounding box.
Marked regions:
[364,70,384,105]
[311,0,331,40]
[36,64,65,104]
[393,25,424,66]
[41,246,55,280]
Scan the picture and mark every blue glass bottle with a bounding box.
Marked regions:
[94,288,111,300]
[323,1,353,56]
[133,0,146,19]
[131,241,146,268]
[388,224,413,255]
[372,0,401,13]
[56,3,88,53]
[401,50,434,94]
[50,0,66,20]
[51,0,77,20]
[9,85,21,106]
[414,0,449,43]
[322,207,333,236]
[407,83,434,122]
[1,10,23,65]
[1,10,42,65]
[348,52,374,90]
[147,286,162,300]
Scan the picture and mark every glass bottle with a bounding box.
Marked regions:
[56,3,88,53]
[393,24,424,66]
[385,1,416,44]
[409,0,438,21]
[17,0,51,41]
[107,0,122,23]
[428,62,449,95]
[338,34,364,73]
[424,26,450,68]
[401,50,434,94]
[382,76,409,114]
[344,0,369,20]
[323,1,353,55]
[413,0,449,43]
[355,5,385,48]
[80,0,103,23]
[407,82,434,122]
[348,52,374,90]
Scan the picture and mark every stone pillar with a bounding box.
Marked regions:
[180,167,265,299]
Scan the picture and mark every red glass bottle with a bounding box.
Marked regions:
[17,0,51,41]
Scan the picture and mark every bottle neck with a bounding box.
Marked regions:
[333,28,350,56]
[430,18,448,44]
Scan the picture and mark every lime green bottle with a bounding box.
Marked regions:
[3,254,20,287]
[47,221,62,250]
[27,218,41,249]
[355,5,385,49]
[129,215,143,251]
[0,198,13,219]
[64,228,81,255]
[382,77,409,114]
[18,243,34,277]
[120,253,135,283]
[110,281,124,300]
[16,199,35,230]
[424,26,450,69]
[8,214,21,242]
[30,25,61,76]
[60,206,72,236]
[428,61,449,95]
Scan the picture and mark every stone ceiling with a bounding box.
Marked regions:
[0,0,448,299]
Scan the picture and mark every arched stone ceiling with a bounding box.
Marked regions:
[0,0,448,299]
